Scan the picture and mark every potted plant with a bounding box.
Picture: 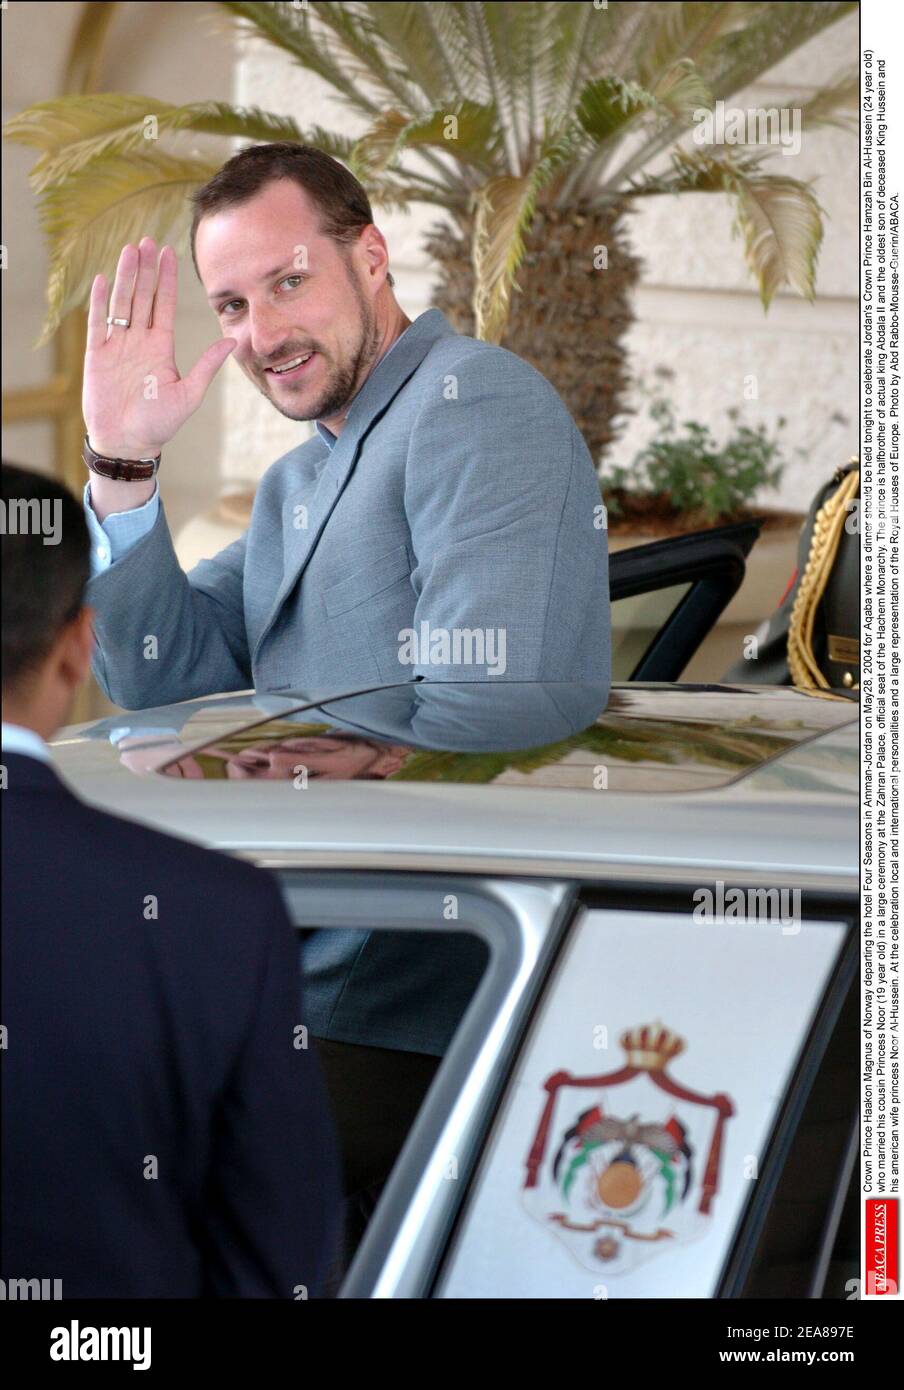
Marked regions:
[603,366,798,523]
[602,369,855,676]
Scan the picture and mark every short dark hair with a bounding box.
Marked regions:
[1,463,90,692]
[189,141,394,288]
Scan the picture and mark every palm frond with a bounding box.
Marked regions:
[477,0,551,167]
[544,0,624,121]
[794,68,860,133]
[599,1,663,84]
[352,100,499,181]
[626,147,767,196]
[471,123,584,341]
[564,70,657,203]
[627,149,823,306]
[364,172,457,214]
[574,59,709,151]
[4,95,328,193]
[363,1,468,106]
[576,74,665,144]
[630,1,741,88]
[471,174,533,342]
[650,58,714,123]
[735,171,823,307]
[36,150,220,344]
[311,1,425,115]
[564,56,713,203]
[553,0,601,106]
[697,0,858,103]
[218,0,382,115]
[607,1,855,196]
[459,1,519,173]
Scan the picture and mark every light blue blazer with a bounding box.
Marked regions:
[85,307,611,1055]
[87,308,610,706]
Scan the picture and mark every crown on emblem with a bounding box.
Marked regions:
[620,1023,685,1071]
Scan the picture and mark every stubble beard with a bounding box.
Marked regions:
[260,271,381,426]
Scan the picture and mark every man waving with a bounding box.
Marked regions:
[82,142,610,706]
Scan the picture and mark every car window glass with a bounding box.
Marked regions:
[611,582,692,680]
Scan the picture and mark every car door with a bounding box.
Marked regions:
[609,521,761,681]
[430,881,857,1300]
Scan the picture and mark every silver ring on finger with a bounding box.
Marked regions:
[106,316,131,328]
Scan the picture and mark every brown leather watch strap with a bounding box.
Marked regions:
[83,435,161,482]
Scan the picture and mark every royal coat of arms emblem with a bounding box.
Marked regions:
[523,1025,735,1276]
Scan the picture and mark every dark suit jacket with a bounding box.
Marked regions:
[0,750,341,1298]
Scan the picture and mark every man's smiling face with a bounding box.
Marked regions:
[195,177,381,429]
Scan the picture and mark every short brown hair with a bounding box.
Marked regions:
[189,141,394,288]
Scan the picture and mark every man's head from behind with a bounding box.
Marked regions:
[1,464,94,739]
[190,142,398,430]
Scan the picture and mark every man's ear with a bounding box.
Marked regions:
[358,224,390,288]
[59,606,95,689]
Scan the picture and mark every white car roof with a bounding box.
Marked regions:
[50,682,858,886]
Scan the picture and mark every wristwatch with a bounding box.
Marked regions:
[82,435,161,482]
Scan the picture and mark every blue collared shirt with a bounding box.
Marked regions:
[314,420,337,450]
[1,721,52,764]
[84,327,409,576]
[84,480,161,576]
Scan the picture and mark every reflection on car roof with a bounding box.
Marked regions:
[60,681,858,796]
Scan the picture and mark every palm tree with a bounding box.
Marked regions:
[4,0,857,464]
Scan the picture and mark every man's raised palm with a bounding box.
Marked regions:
[83,237,235,459]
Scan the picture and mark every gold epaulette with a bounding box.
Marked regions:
[787,458,859,701]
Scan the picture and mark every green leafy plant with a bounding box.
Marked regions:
[601,374,795,531]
